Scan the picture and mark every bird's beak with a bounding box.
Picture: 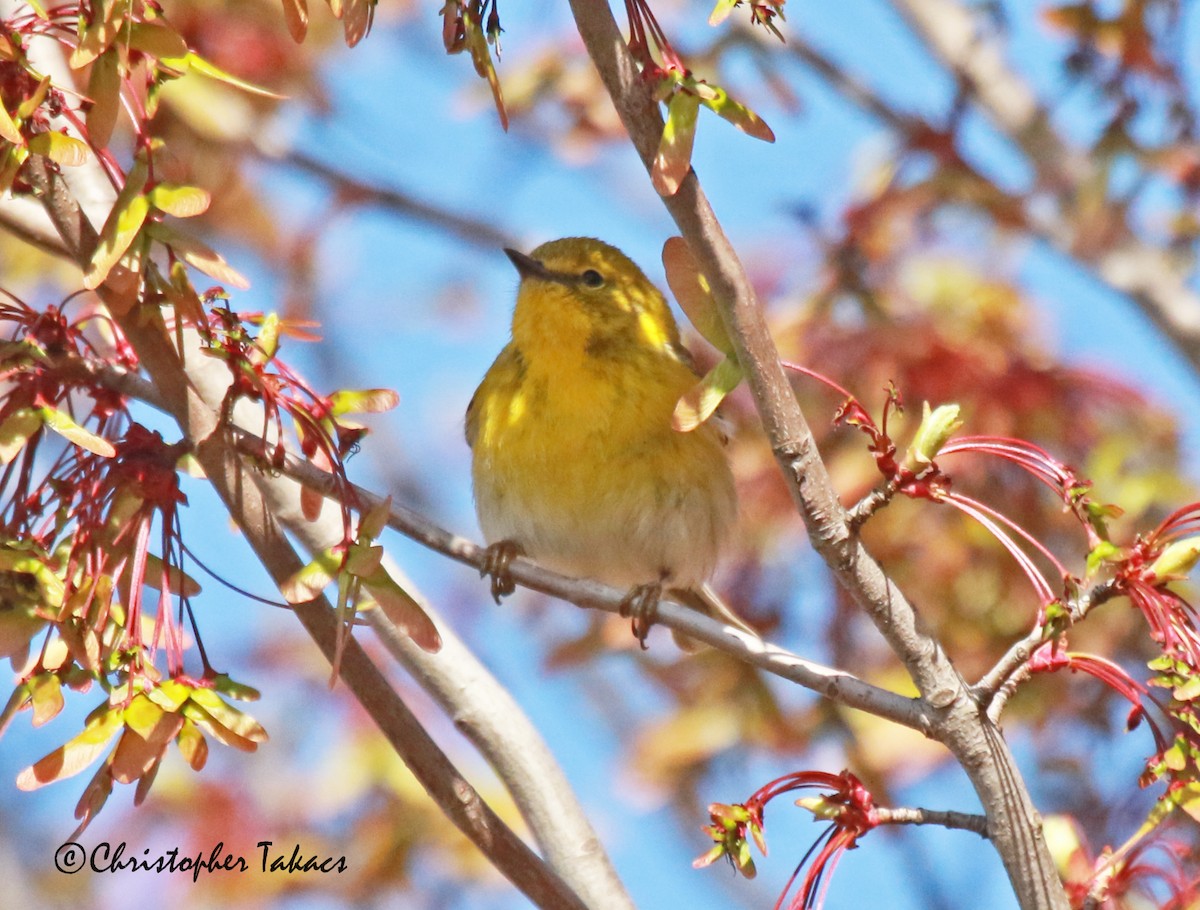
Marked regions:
[504,248,553,281]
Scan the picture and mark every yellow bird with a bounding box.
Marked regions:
[465,237,751,645]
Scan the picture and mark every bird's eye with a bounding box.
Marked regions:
[581,269,605,288]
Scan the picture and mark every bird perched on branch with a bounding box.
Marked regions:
[465,236,751,646]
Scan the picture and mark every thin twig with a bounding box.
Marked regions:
[875,805,989,838]
[268,147,519,251]
[976,580,1121,723]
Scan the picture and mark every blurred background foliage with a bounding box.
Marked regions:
[2,0,1199,907]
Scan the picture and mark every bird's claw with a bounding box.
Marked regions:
[481,540,523,604]
[619,583,662,651]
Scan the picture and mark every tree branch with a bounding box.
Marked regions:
[68,352,928,732]
[564,3,1070,907]
[24,154,592,910]
[875,805,990,838]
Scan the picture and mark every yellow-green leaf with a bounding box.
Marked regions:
[358,496,391,540]
[84,192,150,290]
[16,706,123,790]
[146,222,251,290]
[163,51,286,100]
[662,236,735,355]
[0,408,42,463]
[27,131,90,166]
[37,406,116,456]
[175,719,208,770]
[126,21,189,60]
[693,80,775,143]
[70,1,126,68]
[653,90,700,197]
[29,673,64,727]
[15,74,51,121]
[463,9,508,130]
[708,0,740,25]
[0,102,21,144]
[148,183,211,218]
[673,357,743,431]
[329,388,399,416]
[280,548,341,603]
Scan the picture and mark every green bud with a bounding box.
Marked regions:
[1148,536,1200,582]
[904,402,962,471]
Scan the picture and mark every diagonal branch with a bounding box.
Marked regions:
[564,3,1070,908]
[24,154,591,910]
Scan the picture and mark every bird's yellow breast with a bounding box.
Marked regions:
[466,237,737,589]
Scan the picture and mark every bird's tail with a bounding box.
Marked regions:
[668,583,755,651]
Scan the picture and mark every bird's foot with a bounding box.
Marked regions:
[481,540,523,604]
[619,583,662,651]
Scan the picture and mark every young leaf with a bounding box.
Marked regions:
[709,0,741,25]
[0,102,21,144]
[341,0,376,46]
[463,8,508,130]
[653,90,701,197]
[37,406,117,456]
[358,496,392,540]
[146,222,251,289]
[662,236,736,355]
[691,79,775,142]
[361,564,442,653]
[164,52,287,100]
[29,673,64,727]
[175,719,208,770]
[27,131,91,166]
[126,21,190,60]
[85,192,150,290]
[0,146,26,196]
[0,408,42,463]
[86,49,121,148]
[148,183,211,218]
[281,548,342,602]
[70,0,127,68]
[16,707,124,790]
[281,0,310,43]
[15,74,51,121]
[329,388,399,416]
[673,356,744,431]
